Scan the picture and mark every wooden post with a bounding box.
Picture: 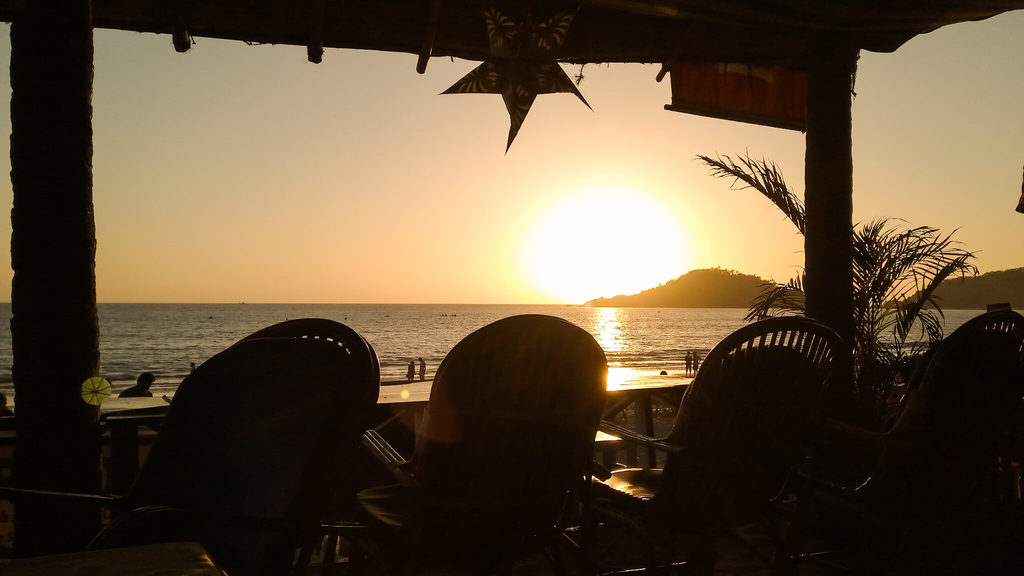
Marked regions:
[804,41,856,352]
[10,0,102,555]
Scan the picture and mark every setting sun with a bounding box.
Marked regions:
[521,188,692,303]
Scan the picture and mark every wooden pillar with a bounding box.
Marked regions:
[10,0,102,555]
[804,42,856,350]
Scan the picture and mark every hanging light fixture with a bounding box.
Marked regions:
[442,6,591,152]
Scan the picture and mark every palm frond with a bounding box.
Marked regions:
[696,153,805,234]
[894,252,976,343]
[745,277,806,321]
[696,153,979,425]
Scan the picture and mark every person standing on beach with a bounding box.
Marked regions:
[0,392,13,417]
[119,372,155,398]
[1017,164,1024,214]
[406,360,416,382]
[418,357,426,381]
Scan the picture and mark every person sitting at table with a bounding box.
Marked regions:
[119,372,155,398]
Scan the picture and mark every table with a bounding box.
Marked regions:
[0,542,226,575]
[376,380,432,405]
[96,376,691,492]
[603,377,691,467]
[100,400,169,494]
[104,414,164,494]
[376,377,692,468]
[376,377,690,407]
[100,397,171,415]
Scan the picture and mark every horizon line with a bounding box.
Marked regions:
[0,301,593,306]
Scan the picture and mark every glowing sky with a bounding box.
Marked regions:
[0,11,1021,304]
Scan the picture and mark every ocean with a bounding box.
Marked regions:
[0,303,985,405]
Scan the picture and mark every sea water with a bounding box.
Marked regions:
[0,303,983,406]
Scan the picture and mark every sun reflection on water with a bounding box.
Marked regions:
[594,308,625,354]
[593,308,639,389]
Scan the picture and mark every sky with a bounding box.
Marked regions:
[0,11,1021,305]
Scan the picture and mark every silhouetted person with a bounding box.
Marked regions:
[406,361,415,383]
[1017,164,1024,214]
[685,351,693,376]
[418,357,426,381]
[119,372,155,398]
[0,392,13,417]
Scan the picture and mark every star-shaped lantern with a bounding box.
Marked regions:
[443,7,591,152]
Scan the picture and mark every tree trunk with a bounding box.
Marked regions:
[804,41,857,390]
[804,42,856,349]
[10,0,102,555]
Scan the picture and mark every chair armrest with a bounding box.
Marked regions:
[0,485,122,505]
[598,420,681,455]
[589,460,612,481]
[91,504,306,551]
[806,417,887,486]
[318,520,372,536]
[361,429,417,487]
[791,455,868,498]
[823,417,885,445]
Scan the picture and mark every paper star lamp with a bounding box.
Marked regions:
[443,7,591,151]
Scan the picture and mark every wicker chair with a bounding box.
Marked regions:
[234,317,380,388]
[786,309,1024,575]
[353,314,608,574]
[1,322,380,576]
[233,317,382,573]
[592,316,844,574]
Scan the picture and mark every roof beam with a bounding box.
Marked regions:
[416,0,442,73]
[172,0,191,52]
[307,0,324,63]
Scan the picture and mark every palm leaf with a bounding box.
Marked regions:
[696,152,978,424]
[697,153,805,234]
[745,277,806,321]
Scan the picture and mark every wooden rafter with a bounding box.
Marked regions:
[417,0,442,73]
[307,0,324,63]
[172,0,191,52]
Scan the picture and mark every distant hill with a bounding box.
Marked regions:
[586,268,767,308]
[930,267,1024,309]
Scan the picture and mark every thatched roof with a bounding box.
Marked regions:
[1,1,1022,67]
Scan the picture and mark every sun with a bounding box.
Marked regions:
[521,188,693,303]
